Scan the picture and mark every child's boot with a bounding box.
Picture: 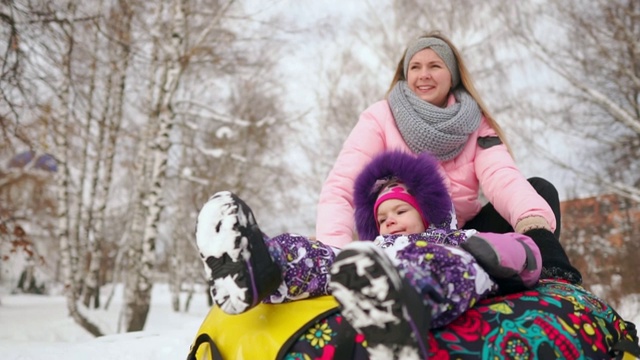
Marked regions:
[329,241,431,360]
[196,191,282,314]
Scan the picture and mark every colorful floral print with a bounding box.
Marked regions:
[285,280,635,359]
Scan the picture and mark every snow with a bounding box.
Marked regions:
[618,294,640,325]
[0,284,210,360]
[1,282,638,360]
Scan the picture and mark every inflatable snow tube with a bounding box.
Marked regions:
[188,280,639,360]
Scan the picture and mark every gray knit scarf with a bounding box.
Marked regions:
[388,81,482,161]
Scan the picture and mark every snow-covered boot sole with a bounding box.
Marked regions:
[196,191,282,314]
[329,241,430,360]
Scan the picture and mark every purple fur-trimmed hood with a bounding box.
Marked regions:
[353,150,453,240]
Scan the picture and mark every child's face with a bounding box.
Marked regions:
[376,199,426,235]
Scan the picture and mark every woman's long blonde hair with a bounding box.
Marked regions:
[386,31,511,153]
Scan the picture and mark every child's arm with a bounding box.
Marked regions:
[460,232,542,294]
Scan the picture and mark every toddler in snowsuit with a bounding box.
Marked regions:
[195,151,541,359]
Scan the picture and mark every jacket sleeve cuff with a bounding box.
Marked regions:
[515,216,552,234]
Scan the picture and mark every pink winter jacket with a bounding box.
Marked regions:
[315,99,556,248]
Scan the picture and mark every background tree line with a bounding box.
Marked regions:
[1,0,638,335]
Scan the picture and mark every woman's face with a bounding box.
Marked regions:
[377,199,426,236]
[406,48,452,107]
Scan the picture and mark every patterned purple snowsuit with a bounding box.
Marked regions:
[263,227,501,328]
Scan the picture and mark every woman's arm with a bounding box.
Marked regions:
[473,122,556,232]
[315,102,390,248]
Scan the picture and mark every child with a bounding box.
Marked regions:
[328,150,541,359]
[195,151,541,359]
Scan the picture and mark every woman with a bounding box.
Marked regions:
[315,31,581,285]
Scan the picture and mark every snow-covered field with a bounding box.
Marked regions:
[1,283,638,360]
[0,284,210,360]
[619,294,640,326]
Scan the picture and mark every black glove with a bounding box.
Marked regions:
[524,228,583,285]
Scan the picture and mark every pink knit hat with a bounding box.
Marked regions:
[373,181,429,231]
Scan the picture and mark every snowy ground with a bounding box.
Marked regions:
[1,283,639,360]
[0,283,210,360]
[620,295,640,327]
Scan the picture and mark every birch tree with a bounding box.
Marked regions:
[3,0,135,335]
[0,1,60,302]
[41,2,105,336]
[82,0,133,309]
[494,0,640,294]
[120,0,299,329]
[497,0,640,200]
[120,0,186,331]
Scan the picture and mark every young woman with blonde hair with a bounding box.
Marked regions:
[316,31,581,285]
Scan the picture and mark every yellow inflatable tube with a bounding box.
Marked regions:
[189,296,340,360]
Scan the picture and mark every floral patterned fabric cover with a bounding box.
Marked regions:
[284,280,636,359]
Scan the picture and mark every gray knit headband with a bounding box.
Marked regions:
[403,37,460,89]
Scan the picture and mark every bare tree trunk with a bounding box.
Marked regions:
[56,25,102,336]
[169,256,181,312]
[183,271,196,312]
[119,70,155,331]
[81,25,107,309]
[82,0,133,310]
[168,132,192,312]
[54,9,103,337]
[121,182,149,330]
[118,0,162,328]
[122,0,186,331]
[56,16,80,321]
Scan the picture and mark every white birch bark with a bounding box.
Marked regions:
[81,63,111,308]
[169,255,181,312]
[118,0,164,328]
[122,0,187,331]
[77,26,103,306]
[53,7,103,336]
[84,3,134,310]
